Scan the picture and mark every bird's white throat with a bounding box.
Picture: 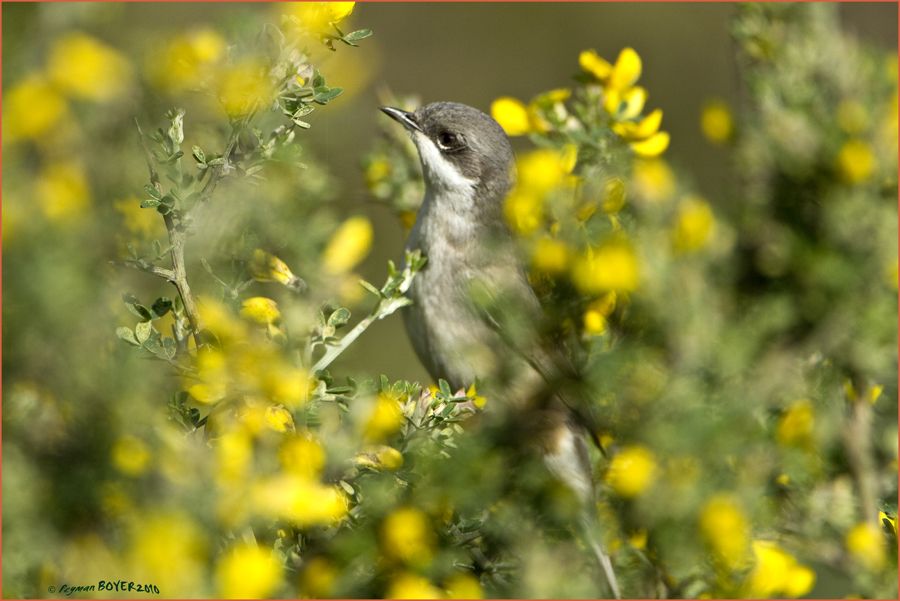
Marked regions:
[412,132,476,195]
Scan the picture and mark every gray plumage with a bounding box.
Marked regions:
[381,101,621,598]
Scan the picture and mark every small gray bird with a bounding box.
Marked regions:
[381,102,621,598]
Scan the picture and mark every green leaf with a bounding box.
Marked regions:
[342,28,373,43]
[140,199,161,209]
[359,279,382,297]
[123,294,153,321]
[327,307,352,328]
[438,379,452,398]
[313,87,343,105]
[116,327,140,346]
[144,184,162,200]
[151,297,173,318]
[162,337,177,359]
[192,145,206,164]
[135,320,153,344]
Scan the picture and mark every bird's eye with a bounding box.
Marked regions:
[436,131,462,151]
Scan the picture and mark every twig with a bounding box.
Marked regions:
[843,389,879,526]
[134,118,204,349]
[311,263,418,373]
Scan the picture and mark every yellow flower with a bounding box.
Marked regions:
[671,196,715,253]
[700,99,734,144]
[47,32,131,101]
[128,512,206,594]
[747,541,816,598]
[111,435,151,476]
[776,399,814,448]
[605,86,647,120]
[601,177,627,214]
[216,59,273,118]
[365,156,392,188]
[605,445,657,497]
[216,543,283,599]
[240,297,281,325]
[613,108,664,141]
[846,522,886,570]
[531,236,571,275]
[35,161,90,222]
[364,392,405,441]
[382,507,434,565]
[836,139,875,184]
[583,310,607,336]
[152,28,225,92]
[322,215,373,274]
[250,249,303,289]
[517,148,571,193]
[197,296,247,344]
[630,131,670,158]
[633,158,675,203]
[699,495,749,569]
[608,47,643,92]
[504,190,543,235]
[215,429,252,483]
[466,383,487,409]
[264,405,295,433]
[252,474,348,526]
[445,573,483,599]
[356,445,405,470]
[300,557,338,598]
[4,73,69,142]
[491,97,531,136]
[387,573,443,600]
[837,100,869,135]
[279,434,326,478]
[261,364,313,409]
[579,49,612,81]
[879,511,897,536]
[572,241,640,294]
[283,2,356,35]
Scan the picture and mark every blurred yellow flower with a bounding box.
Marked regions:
[215,429,253,484]
[35,161,91,222]
[241,296,281,325]
[836,139,875,184]
[356,445,405,470]
[517,148,572,192]
[837,100,869,135]
[613,108,663,141]
[776,399,814,448]
[264,405,295,433]
[365,156,392,188]
[47,32,131,101]
[630,131,670,158]
[466,383,488,409]
[579,49,612,81]
[672,196,716,253]
[747,540,816,598]
[601,177,627,214]
[216,59,273,119]
[114,196,165,239]
[364,392,405,441]
[261,364,313,409]
[445,573,483,599]
[845,522,886,570]
[382,507,434,565]
[879,510,897,536]
[699,494,749,569]
[633,158,675,203]
[5,73,69,142]
[250,249,303,289]
[253,474,348,527]
[152,28,225,92]
[283,1,355,35]
[216,543,283,599]
[128,512,206,594]
[387,573,444,600]
[279,434,326,478]
[111,435,151,476]
[504,190,543,235]
[700,99,734,144]
[583,309,607,336]
[572,241,639,294]
[197,297,247,345]
[604,86,647,121]
[323,215,374,274]
[531,236,571,275]
[608,47,643,91]
[491,97,531,136]
[300,556,338,598]
[605,445,657,497]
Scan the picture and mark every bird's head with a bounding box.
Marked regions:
[381,102,515,203]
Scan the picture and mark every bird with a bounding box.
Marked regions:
[381,101,621,598]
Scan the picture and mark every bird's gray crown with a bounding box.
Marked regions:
[412,102,515,194]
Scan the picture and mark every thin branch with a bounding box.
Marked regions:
[843,390,879,526]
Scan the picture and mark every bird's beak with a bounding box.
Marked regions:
[380,106,422,132]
